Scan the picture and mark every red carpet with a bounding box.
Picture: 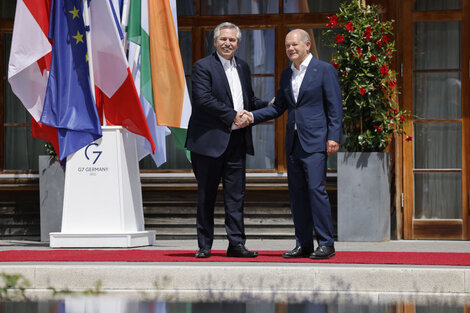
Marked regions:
[0,250,469,266]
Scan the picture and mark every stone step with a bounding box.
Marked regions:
[143,202,291,209]
[143,203,294,239]
[143,207,292,216]
[145,217,293,226]
[152,226,295,239]
[152,227,294,234]
[142,185,294,238]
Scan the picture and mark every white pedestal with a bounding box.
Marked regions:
[64,296,139,313]
[50,126,155,248]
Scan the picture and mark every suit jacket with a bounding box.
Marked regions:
[186,52,268,158]
[253,56,342,154]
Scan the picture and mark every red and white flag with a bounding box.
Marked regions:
[8,0,59,158]
[90,0,155,153]
[8,0,155,158]
[8,0,51,122]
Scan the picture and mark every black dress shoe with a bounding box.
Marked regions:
[282,246,313,258]
[195,248,211,258]
[310,246,335,259]
[226,243,258,258]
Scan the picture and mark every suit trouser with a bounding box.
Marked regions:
[287,132,335,248]
[191,130,247,249]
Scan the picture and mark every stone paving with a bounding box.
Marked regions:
[0,239,469,303]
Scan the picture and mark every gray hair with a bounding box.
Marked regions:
[214,22,242,43]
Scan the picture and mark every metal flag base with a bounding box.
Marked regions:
[49,126,155,248]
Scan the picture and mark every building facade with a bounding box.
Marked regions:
[0,0,468,240]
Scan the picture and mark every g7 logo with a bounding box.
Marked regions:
[84,143,102,165]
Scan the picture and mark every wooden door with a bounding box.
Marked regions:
[402,0,469,239]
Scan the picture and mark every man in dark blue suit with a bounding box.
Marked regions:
[186,22,269,258]
[245,29,342,259]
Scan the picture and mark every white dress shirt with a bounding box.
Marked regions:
[291,53,312,130]
[291,53,312,103]
[217,53,244,130]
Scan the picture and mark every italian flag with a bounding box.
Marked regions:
[128,0,191,162]
[90,0,155,155]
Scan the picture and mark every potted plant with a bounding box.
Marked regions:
[324,1,411,241]
[39,142,64,242]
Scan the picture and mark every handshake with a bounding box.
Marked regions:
[233,110,253,129]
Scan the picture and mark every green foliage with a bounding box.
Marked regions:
[324,1,411,152]
[0,273,30,300]
[45,142,58,160]
[0,272,105,300]
[83,280,104,295]
[48,280,104,296]
[48,286,74,296]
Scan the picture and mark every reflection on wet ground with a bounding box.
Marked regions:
[0,296,468,313]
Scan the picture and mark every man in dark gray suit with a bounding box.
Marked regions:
[186,22,269,258]
[244,29,342,259]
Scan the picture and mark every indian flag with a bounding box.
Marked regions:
[126,0,169,167]
[127,0,191,164]
[149,0,191,158]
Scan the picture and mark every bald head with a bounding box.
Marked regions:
[285,29,312,69]
[288,29,311,44]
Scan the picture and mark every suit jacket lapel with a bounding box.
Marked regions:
[296,58,317,104]
[212,53,233,106]
[285,69,296,106]
[235,57,249,110]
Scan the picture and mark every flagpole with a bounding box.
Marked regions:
[130,46,141,78]
[82,0,106,126]
[121,0,139,84]
[121,0,130,50]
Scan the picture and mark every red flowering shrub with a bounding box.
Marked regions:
[335,34,345,43]
[324,1,409,152]
[326,14,338,28]
[356,48,363,57]
[379,65,389,76]
[364,26,372,42]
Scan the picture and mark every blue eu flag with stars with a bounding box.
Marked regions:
[41,0,102,163]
